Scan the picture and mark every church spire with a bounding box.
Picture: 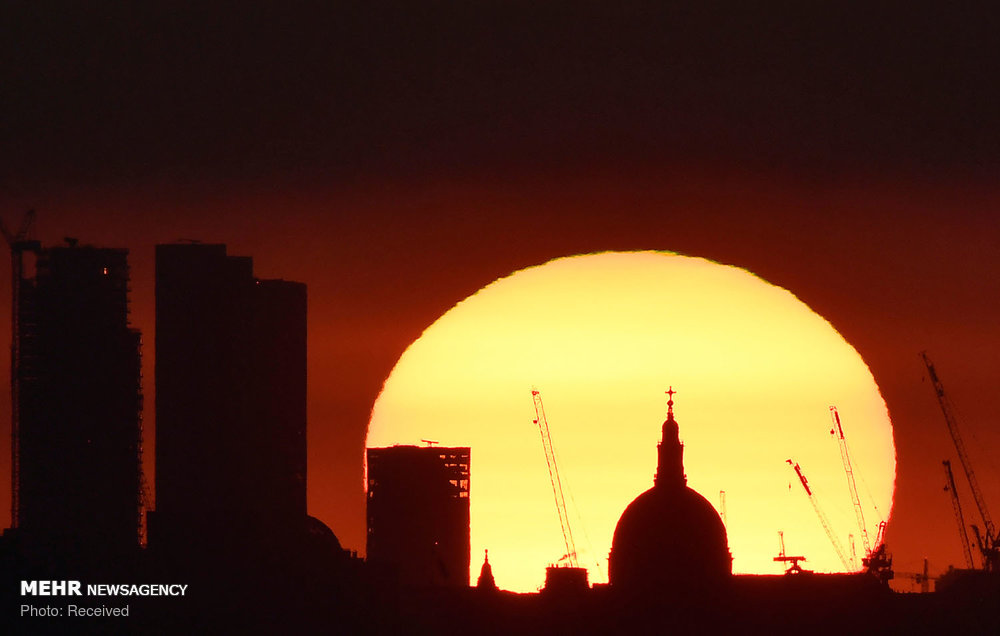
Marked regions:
[654,387,686,488]
[477,549,497,590]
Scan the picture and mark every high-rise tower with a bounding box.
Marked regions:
[151,243,306,559]
[13,242,143,557]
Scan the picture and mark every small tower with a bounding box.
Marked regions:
[477,549,496,590]
[654,387,686,488]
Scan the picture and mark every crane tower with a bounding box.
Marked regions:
[531,390,579,568]
[1,210,40,527]
[943,459,975,569]
[829,407,872,559]
[920,352,998,572]
[787,459,851,570]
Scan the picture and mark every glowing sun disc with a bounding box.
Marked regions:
[367,251,895,593]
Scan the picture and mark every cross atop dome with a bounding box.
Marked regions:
[666,387,676,419]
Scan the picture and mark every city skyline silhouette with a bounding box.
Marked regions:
[0,233,997,634]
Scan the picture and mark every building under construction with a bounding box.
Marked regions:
[9,237,143,558]
[366,445,471,587]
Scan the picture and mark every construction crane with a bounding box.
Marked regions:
[871,520,886,550]
[773,530,809,574]
[943,459,975,569]
[828,409,893,581]
[531,390,579,568]
[787,459,851,570]
[862,520,894,585]
[0,210,40,528]
[829,407,872,561]
[921,352,998,572]
[971,525,988,565]
[848,533,857,570]
[895,558,933,593]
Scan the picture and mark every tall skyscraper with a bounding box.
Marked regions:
[366,445,471,587]
[151,243,306,559]
[12,241,143,557]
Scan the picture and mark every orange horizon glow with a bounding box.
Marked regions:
[367,251,895,592]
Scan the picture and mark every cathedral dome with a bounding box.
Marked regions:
[609,484,731,590]
[608,389,732,593]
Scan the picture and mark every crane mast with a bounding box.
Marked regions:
[531,390,579,568]
[863,520,894,584]
[848,533,857,570]
[943,459,975,569]
[787,459,851,570]
[920,353,994,538]
[921,352,998,571]
[829,407,872,558]
[773,530,808,574]
[0,210,39,528]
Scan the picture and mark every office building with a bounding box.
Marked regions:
[151,243,306,558]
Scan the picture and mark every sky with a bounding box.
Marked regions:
[1,3,999,587]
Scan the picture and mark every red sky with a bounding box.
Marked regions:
[2,3,999,585]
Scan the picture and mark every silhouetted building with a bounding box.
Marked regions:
[609,389,732,593]
[12,241,142,557]
[477,550,496,590]
[366,445,471,587]
[543,565,590,596]
[151,243,307,559]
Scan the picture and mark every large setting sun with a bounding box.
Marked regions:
[367,251,895,593]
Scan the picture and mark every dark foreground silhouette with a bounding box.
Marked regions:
[3,537,999,636]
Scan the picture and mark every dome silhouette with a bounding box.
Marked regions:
[609,389,732,593]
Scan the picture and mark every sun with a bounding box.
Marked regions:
[366,251,895,593]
